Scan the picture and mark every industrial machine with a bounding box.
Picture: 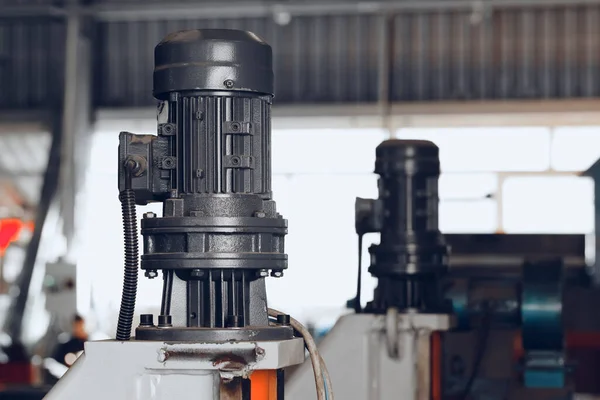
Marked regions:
[287,140,600,400]
[444,234,600,400]
[43,29,330,400]
[287,139,453,399]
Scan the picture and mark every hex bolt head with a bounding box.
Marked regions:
[224,79,235,88]
[257,269,269,278]
[144,212,156,219]
[145,270,158,279]
[271,270,284,278]
[158,315,172,328]
[190,269,205,278]
[140,314,154,327]
[254,211,266,218]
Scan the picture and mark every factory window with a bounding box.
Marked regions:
[397,127,551,172]
[268,129,384,319]
[551,126,600,171]
[502,176,594,234]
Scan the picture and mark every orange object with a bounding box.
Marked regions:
[431,332,443,400]
[250,370,278,399]
[0,219,23,255]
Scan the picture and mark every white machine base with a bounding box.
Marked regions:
[286,312,452,400]
[44,338,304,400]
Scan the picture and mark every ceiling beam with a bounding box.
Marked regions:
[4,0,600,21]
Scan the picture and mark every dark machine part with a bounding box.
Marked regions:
[521,258,566,388]
[117,29,291,345]
[355,139,449,313]
[446,234,587,331]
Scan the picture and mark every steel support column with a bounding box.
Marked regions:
[583,160,600,286]
[60,9,93,259]
[3,99,63,342]
[3,3,94,341]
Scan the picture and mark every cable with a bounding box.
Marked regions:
[320,354,333,399]
[115,162,139,341]
[460,306,492,400]
[354,234,364,313]
[268,308,333,400]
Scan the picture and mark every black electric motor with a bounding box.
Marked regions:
[116,29,291,343]
[355,139,449,313]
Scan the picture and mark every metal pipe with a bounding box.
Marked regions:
[6,0,600,21]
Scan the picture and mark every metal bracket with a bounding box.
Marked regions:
[223,121,251,135]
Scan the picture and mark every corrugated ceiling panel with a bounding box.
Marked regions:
[95,5,600,106]
[0,0,58,4]
[0,20,65,109]
[96,15,381,106]
[391,7,600,101]
[2,3,600,107]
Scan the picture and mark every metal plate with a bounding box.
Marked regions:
[135,325,294,342]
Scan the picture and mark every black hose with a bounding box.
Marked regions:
[354,234,364,313]
[115,165,139,341]
[460,305,492,400]
[160,270,173,316]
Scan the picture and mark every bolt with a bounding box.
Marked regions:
[145,270,158,279]
[162,124,174,135]
[231,122,240,132]
[190,269,205,278]
[231,157,240,165]
[162,156,176,169]
[140,314,154,327]
[276,314,291,326]
[158,315,172,328]
[195,111,204,120]
[224,79,235,88]
[256,347,265,356]
[254,211,266,218]
[144,212,156,219]
[257,269,269,278]
[170,189,178,198]
[271,270,283,278]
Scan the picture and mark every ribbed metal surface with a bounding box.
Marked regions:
[0,20,64,109]
[0,0,58,4]
[96,15,381,106]
[94,6,600,106]
[176,95,271,195]
[391,7,600,101]
[3,4,600,107]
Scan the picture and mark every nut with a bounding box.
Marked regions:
[145,270,158,279]
[144,212,156,219]
[271,270,283,278]
[190,269,205,278]
[257,269,269,278]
